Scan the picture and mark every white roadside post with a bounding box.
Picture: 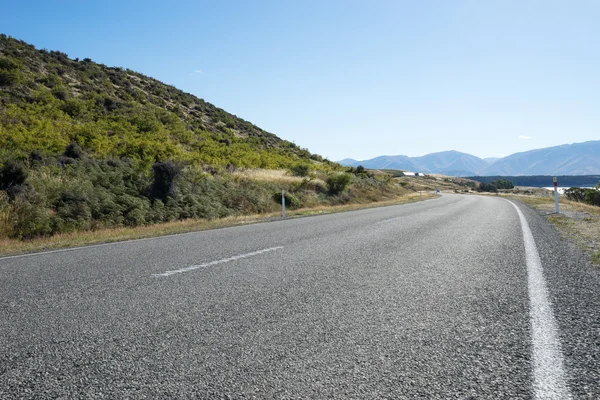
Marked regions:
[281,189,286,218]
[553,177,560,213]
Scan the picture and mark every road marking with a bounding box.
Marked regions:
[377,216,404,224]
[508,201,572,399]
[151,246,284,277]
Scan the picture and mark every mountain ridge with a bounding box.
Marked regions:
[340,141,600,176]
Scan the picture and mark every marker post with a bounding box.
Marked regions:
[281,189,286,218]
[553,177,560,214]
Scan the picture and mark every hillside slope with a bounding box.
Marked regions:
[0,35,413,242]
[0,34,331,170]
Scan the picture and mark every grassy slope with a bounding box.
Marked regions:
[0,34,333,169]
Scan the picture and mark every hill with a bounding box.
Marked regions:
[479,141,600,176]
[345,155,422,171]
[413,151,489,177]
[341,142,600,176]
[337,158,359,166]
[0,34,332,170]
[341,151,488,176]
[1,35,412,242]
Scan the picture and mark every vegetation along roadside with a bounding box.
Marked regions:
[0,34,425,254]
[501,186,600,265]
[2,35,481,257]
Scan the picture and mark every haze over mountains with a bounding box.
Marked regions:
[340,141,600,176]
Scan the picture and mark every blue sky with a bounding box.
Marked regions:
[2,1,598,161]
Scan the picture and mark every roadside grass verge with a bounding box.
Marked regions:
[0,192,437,257]
[593,251,600,264]
[502,193,600,265]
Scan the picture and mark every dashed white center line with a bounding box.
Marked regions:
[152,246,284,277]
[508,200,572,399]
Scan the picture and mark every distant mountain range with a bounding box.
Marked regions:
[339,141,600,176]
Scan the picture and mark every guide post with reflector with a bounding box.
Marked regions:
[553,177,560,213]
[281,189,286,218]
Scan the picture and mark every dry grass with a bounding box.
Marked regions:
[0,192,437,257]
[233,169,299,184]
[395,174,475,193]
[503,193,600,264]
[505,193,600,216]
[232,168,329,186]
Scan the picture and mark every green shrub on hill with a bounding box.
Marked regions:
[0,56,21,86]
[326,173,352,195]
[289,163,311,177]
[0,161,28,193]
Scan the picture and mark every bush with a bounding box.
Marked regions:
[150,161,182,201]
[117,194,150,226]
[326,173,352,195]
[29,151,44,164]
[0,161,28,195]
[63,143,85,159]
[565,187,600,207]
[0,57,21,70]
[54,189,93,231]
[52,87,69,101]
[0,57,21,86]
[346,165,372,177]
[477,182,498,193]
[289,163,310,177]
[61,99,85,117]
[273,191,301,209]
[564,188,587,202]
[0,69,20,86]
[584,189,600,206]
[490,179,514,189]
[92,189,124,226]
[9,200,53,239]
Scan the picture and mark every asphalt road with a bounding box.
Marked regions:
[1,194,599,399]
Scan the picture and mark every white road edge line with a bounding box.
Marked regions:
[152,246,284,277]
[507,200,572,399]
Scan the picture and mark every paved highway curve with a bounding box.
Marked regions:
[1,194,599,398]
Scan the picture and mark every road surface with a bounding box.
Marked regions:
[1,194,599,398]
